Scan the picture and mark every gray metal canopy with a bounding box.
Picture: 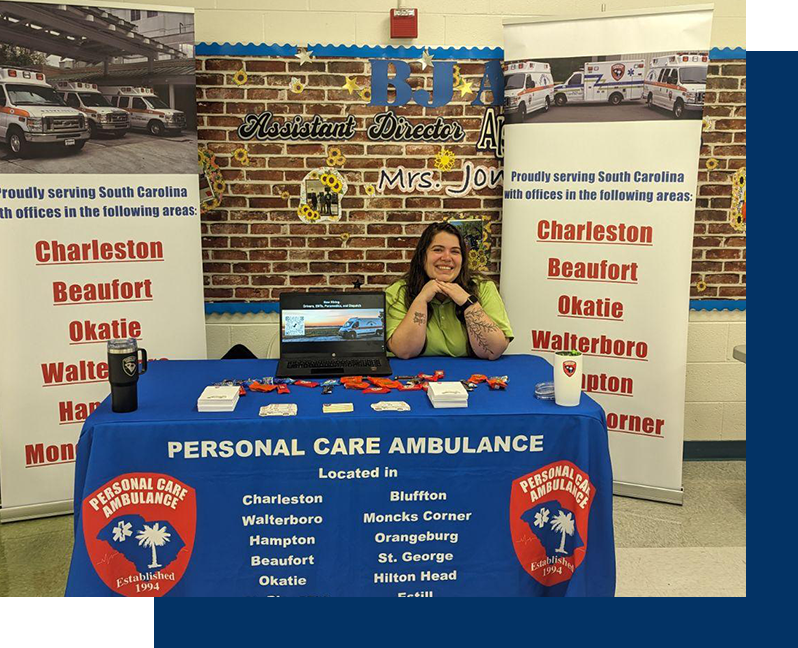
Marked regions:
[0,2,185,63]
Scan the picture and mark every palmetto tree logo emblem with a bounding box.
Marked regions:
[136,522,172,569]
[550,510,575,554]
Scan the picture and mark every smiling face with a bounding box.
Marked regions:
[424,231,462,282]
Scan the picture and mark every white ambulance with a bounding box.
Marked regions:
[0,68,89,157]
[503,61,555,122]
[644,52,709,118]
[54,81,129,138]
[553,59,645,106]
[338,317,384,340]
[99,86,186,136]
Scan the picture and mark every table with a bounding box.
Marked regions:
[65,355,615,597]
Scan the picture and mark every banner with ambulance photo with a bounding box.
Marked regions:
[500,8,713,502]
[0,1,206,520]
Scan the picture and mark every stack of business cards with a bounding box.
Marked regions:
[197,385,240,412]
[426,381,468,409]
[322,403,354,414]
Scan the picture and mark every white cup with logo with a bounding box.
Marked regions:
[554,350,583,407]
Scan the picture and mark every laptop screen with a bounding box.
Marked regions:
[280,292,386,355]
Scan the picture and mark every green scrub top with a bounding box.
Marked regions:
[385,279,514,357]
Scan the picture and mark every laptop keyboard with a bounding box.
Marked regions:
[286,358,383,369]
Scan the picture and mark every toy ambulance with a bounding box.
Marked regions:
[503,61,555,121]
[54,81,129,138]
[553,59,645,106]
[644,52,709,118]
[0,68,89,157]
[99,86,186,136]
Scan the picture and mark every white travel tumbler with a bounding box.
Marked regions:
[553,351,583,407]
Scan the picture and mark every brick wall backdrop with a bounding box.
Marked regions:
[196,55,746,302]
[693,59,746,299]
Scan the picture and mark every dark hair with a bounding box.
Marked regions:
[401,222,478,310]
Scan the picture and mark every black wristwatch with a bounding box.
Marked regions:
[461,296,479,311]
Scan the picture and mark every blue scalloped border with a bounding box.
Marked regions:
[689,299,746,311]
[205,300,745,315]
[196,43,744,61]
[196,43,503,59]
[205,302,280,314]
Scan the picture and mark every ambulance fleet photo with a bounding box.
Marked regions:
[503,52,709,123]
[0,67,186,157]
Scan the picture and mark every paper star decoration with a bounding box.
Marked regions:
[455,79,474,97]
[295,48,314,65]
[418,48,434,70]
[342,76,361,94]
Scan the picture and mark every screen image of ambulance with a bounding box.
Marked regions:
[553,60,645,106]
[644,53,709,118]
[99,86,186,136]
[503,61,555,121]
[55,81,130,139]
[0,68,89,157]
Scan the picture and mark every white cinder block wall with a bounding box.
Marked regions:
[165,0,746,443]
[112,0,746,49]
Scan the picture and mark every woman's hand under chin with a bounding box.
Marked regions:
[436,281,470,307]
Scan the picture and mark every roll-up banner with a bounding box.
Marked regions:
[500,6,713,503]
[0,1,206,522]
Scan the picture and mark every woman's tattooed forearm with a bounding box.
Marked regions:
[413,311,426,326]
[464,307,500,354]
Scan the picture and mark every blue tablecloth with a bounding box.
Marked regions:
[66,355,615,597]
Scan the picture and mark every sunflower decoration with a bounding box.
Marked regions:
[198,146,225,214]
[433,147,457,172]
[326,146,346,167]
[364,184,376,197]
[702,116,714,132]
[358,87,371,102]
[305,210,321,222]
[232,68,248,86]
[339,232,350,244]
[696,279,707,293]
[730,167,746,232]
[280,190,290,200]
[289,76,305,94]
[705,158,719,171]
[233,147,249,166]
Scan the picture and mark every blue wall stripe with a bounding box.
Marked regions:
[197,43,745,61]
[205,300,745,315]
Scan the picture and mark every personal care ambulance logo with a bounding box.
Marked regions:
[611,63,625,81]
[509,461,594,586]
[562,361,577,377]
[82,472,196,597]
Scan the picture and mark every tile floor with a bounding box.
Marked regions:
[0,461,745,597]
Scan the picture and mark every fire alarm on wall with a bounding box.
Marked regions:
[390,8,418,39]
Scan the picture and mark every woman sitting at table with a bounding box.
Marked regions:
[386,222,513,360]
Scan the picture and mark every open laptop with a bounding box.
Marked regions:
[276,291,392,378]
